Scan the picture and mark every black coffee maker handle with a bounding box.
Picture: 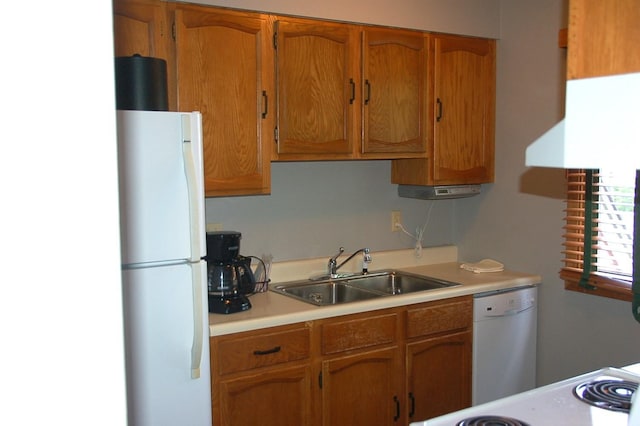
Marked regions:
[244,255,268,293]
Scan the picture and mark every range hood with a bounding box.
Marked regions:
[525,72,640,169]
[398,184,481,200]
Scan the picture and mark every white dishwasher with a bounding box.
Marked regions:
[472,285,538,405]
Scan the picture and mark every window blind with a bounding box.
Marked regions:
[561,169,636,302]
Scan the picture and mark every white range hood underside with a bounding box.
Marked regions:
[525,72,640,169]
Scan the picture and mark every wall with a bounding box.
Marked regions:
[206,160,457,263]
[2,0,127,423]
[456,0,640,385]
[191,0,500,38]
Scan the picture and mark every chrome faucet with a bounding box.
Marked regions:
[328,247,372,278]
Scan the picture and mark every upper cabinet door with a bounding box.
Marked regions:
[112,0,176,110]
[567,0,640,79]
[391,34,495,186]
[274,19,359,159]
[432,34,495,185]
[113,0,167,57]
[174,6,273,196]
[361,28,428,157]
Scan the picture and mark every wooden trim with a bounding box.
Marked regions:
[561,269,632,302]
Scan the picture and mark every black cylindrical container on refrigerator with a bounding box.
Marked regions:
[115,54,168,111]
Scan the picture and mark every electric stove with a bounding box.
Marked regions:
[413,366,640,426]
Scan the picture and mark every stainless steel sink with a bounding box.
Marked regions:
[270,270,459,306]
[347,270,459,295]
[271,281,384,306]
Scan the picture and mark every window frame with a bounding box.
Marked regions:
[562,169,634,302]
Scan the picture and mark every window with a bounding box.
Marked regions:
[561,169,638,302]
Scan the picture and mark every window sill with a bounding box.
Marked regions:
[561,270,632,302]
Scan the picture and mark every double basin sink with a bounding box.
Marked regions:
[270,270,460,306]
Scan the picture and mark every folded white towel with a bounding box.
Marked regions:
[460,259,504,273]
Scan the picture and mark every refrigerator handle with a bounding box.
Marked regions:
[189,263,205,379]
[182,113,206,263]
[182,113,206,379]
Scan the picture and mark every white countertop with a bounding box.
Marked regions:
[208,246,542,336]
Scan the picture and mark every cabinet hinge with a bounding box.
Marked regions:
[274,126,279,144]
[172,21,176,41]
[273,32,278,50]
[318,371,323,389]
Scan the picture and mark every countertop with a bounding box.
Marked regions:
[208,246,542,336]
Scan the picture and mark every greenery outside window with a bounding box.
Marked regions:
[561,169,637,303]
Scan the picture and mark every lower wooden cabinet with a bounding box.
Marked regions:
[217,364,313,426]
[405,296,473,421]
[407,331,472,421]
[210,323,313,426]
[210,296,473,426]
[322,346,403,425]
[318,310,404,425]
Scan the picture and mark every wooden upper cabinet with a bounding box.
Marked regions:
[567,0,640,80]
[274,19,428,160]
[174,5,273,196]
[112,0,176,110]
[113,0,168,58]
[362,28,428,157]
[432,35,495,184]
[391,34,495,186]
[274,19,358,159]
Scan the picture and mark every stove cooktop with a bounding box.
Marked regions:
[416,367,640,426]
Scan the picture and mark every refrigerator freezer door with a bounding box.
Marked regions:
[122,261,211,426]
[117,110,205,266]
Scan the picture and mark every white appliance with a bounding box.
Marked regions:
[413,366,640,426]
[117,110,211,426]
[473,286,538,405]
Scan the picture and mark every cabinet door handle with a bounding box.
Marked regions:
[253,345,281,356]
[261,90,268,119]
[349,78,355,104]
[364,79,371,105]
[408,392,415,418]
[393,395,400,421]
[436,97,443,122]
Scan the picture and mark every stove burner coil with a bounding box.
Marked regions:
[456,416,530,426]
[573,379,638,413]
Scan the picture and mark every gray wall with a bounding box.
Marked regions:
[206,161,457,261]
[192,0,500,38]
[204,0,640,387]
[456,0,640,385]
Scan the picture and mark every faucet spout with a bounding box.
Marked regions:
[328,247,371,278]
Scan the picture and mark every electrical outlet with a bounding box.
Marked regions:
[206,223,223,232]
[391,211,402,232]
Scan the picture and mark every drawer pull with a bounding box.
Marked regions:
[253,346,281,356]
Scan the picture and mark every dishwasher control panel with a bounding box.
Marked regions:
[473,286,537,321]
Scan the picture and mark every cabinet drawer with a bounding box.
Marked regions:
[406,296,472,339]
[215,325,310,376]
[321,312,398,355]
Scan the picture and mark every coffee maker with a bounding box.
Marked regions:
[206,231,257,314]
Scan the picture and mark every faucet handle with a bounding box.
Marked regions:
[362,248,372,273]
[330,247,345,262]
[328,247,344,278]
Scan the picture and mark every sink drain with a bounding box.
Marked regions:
[309,293,324,304]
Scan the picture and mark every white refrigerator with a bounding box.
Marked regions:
[117,110,212,425]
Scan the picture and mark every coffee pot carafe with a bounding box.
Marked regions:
[205,231,260,314]
[207,256,256,296]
